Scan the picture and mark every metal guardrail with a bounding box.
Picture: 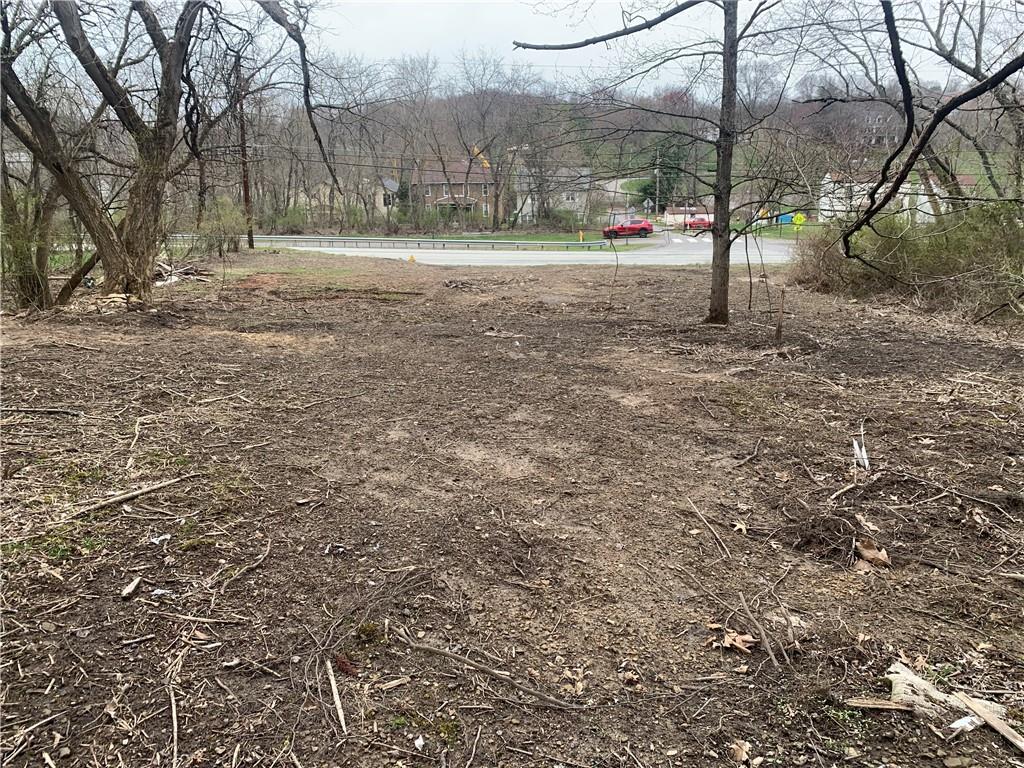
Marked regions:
[170,233,611,251]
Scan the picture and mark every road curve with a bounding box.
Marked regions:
[292,232,794,268]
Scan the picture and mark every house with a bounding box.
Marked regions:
[664,206,714,227]
[515,166,598,223]
[862,105,903,148]
[819,171,979,222]
[908,173,979,220]
[411,159,494,217]
[818,172,909,221]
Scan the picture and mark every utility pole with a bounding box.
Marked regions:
[655,146,661,215]
[234,53,255,249]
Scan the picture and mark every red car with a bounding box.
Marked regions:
[603,218,653,238]
[685,216,712,231]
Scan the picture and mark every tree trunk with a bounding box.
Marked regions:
[236,56,255,249]
[56,251,101,305]
[114,155,166,300]
[31,187,58,309]
[71,212,84,270]
[196,154,207,230]
[707,0,738,325]
[0,171,58,309]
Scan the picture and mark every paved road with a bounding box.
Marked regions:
[294,232,794,267]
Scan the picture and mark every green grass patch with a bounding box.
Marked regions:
[3,529,104,562]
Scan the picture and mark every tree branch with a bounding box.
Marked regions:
[52,2,150,139]
[256,0,345,197]
[513,1,705,51]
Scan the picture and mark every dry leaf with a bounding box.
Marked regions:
[855,513,880,532]
[732,520,748,534]
[722,629,758,654]
[728,739,751,763]
[855,537,890,567]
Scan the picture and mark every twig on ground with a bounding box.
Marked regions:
[738,592,781,669]
[1,406,84,417]
[169,685,179,768]
[126,414,159,469]
[464,725,482,768]
[890,470,1014,522]
[504,745,593,768]
[220,538,273,593]
[394,626,585,710]
[734,437,764,468]
[75,474,198,515]
[325,657,348,734]
[829,482,858,502]
[688,498,731,559]
[696,395,715,418]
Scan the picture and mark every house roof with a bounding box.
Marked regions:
[416,159,489,185]
[919,172,979,188]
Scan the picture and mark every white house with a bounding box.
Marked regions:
[819,172,980,223]
[818,172,912,222]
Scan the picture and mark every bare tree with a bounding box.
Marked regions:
[516,1,794,324]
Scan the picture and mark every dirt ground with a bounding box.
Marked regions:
[2,250,1022,768]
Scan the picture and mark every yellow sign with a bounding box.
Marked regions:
[792,212,806,225]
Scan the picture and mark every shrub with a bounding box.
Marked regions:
[790,205,1024,319]
[274,206,307,234]
[543,208,582,232]
[196,197,246,256]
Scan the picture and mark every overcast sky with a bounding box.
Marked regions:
[315,1,719,83]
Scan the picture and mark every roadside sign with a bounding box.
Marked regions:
[792,212,807,231]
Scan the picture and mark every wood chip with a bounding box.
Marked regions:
[121,577,142,599]
[377,676,411,691]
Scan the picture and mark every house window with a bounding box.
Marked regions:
[442,183,448,197]
[424,186,431,197]
[461,183,467,197]
[482,202,489,216]
[565,191,577,202]
[482,184,489,197]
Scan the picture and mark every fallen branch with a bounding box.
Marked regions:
[688,497,731,559]
[76,474,198,515]
[394,626,585,710]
